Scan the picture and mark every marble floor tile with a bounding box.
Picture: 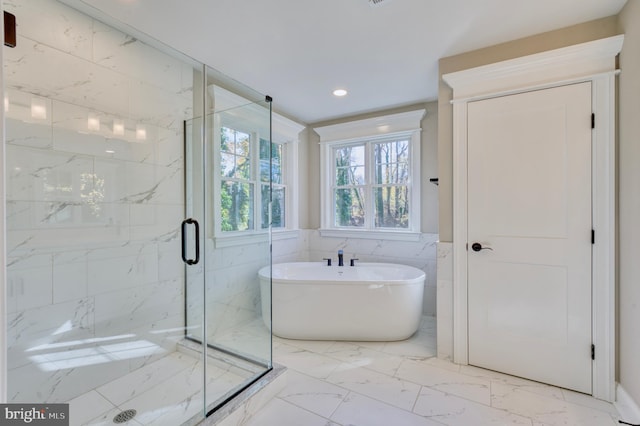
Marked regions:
[460,364,565,401]
[65,344,269,425]
[331,392,441,426]
[141,393,204,426]
[245,398,337,426]
[275,343,345,379]
[561,388,621,415]
[114,362,203,425]
[413,386,533,426]
[396,358,491,405]
[326,364,422,411]
[276,370,349,418]
[421,356,463,373]
[63,315,622,426]
[67,390,117,426]
[82,407,144,426]
[95,351,198,406]
[491,382,619,426]
[240,314,620,425]
[323,341,405,376]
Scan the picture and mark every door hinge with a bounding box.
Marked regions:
[591,113,595,129]
[591,344,595,360]
[591,229,595,244]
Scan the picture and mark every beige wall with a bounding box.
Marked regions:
[296,127,312,229]
[305,101,439,233]
[437,16,619,242]
[617,0,640,407]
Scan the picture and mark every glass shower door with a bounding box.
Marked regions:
[183,79,273,416]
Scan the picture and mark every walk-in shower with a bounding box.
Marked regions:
[3,1,273,424]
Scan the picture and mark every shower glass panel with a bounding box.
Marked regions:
[3,1,273,423]
[183,69,273,415]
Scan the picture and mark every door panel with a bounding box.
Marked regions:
[467,82,592,393]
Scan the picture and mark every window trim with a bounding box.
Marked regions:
[315,109,425,238]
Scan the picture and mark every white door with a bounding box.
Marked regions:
[467,82,593,394]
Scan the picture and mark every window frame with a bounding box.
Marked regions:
[211,87,303,247]
[316,110,425,241]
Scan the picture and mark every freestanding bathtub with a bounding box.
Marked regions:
[258,262,425,341]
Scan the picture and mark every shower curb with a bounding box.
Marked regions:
[200,363,287,425]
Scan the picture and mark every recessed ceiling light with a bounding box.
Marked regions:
[333,89,348,97]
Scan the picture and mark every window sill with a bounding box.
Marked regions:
[214,229,300,248]
[272,229,300,241]
[318,228,421,241]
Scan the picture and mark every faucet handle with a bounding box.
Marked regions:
[322,258,332,266]
[350,258,359,267]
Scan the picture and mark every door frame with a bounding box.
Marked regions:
[443,35,623,402]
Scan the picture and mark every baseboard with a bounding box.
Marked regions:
[615,383,640,424]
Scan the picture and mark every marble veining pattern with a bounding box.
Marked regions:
[64,350,258,426]
[240,315,623,426]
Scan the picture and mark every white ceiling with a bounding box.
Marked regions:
[67,0,626,124]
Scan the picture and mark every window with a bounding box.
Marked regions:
[218,127,287,233]
[212,86,303,242]
[315,109,425,239]
[333,138,411,229]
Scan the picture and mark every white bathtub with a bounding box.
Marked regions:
[258,262,425,341]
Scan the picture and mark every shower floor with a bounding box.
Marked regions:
[66,341,264,426]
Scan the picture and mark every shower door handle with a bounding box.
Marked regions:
[181,218,200,265]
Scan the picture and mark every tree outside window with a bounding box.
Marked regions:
[220,127,253,232]
[261,139,285,229]
[220,127,286,233]
[374,139,409,228]
[332,138,411,230]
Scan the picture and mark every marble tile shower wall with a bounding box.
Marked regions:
[187,240,272,340]
[3,0,192,402]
